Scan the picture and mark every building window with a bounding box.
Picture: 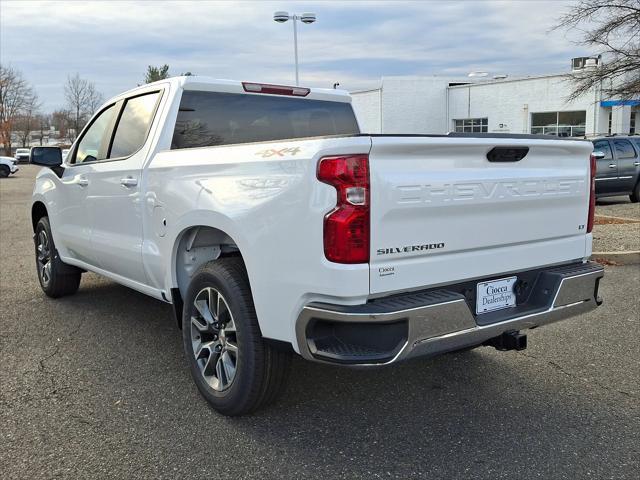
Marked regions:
[630,111,636,135]
[531,111,586,137]
[453,118,488,133]
[608,110,612,135]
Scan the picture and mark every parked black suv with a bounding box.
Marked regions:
[592,135,640,202]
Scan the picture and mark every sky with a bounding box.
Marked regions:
[0,0,591,112]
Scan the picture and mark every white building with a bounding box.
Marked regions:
[351,59,639,138]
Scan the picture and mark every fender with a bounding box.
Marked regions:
[31,169,68,255]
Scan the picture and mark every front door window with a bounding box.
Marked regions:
[74,104,117,164]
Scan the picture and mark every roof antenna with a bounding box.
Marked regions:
[333,82,340,89]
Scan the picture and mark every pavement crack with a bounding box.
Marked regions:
[69,413,102,428]
[517,351,539,360]
[68,317,85,338]
[39,348,60,396]
[517,351,635,399]
[38,345,60,372]
[547,360,574,378]
[32,317,85,398]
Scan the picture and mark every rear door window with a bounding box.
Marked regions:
[109,92,160,158]
[171,91,360,149]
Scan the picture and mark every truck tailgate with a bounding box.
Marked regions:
[369,136,593,294]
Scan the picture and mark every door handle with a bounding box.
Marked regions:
[120,177,138,187]
[608,164,616,168]
[634,162,640,166]
[76,176,89,187]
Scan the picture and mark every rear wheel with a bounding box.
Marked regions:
[630,181,640,203]
[182,257,290,416]
[35,217,82,298]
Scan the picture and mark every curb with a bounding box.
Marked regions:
[594,214,640,223]
[592,251,640,265]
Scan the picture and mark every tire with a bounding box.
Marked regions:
[630,181,640,203]
[34,217,82,298]
[182,257,290,416]
[0,165,9,178]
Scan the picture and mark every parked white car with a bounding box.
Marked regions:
[0,156,19,177]
[29,76,604,415]
[14,148,30,163]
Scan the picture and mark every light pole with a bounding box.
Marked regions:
[273,11,316,86]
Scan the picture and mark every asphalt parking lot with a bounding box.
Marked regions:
[1,166,639,479]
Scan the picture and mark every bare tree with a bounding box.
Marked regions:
[64,73,103,141]
[52,109,73,143]
[0,65,34,155]
[86,82,105,116]
[15,91,41,147]
[554,0,640,101]
[35,113,51,145]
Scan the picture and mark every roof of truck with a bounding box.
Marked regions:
[114,75,352,104]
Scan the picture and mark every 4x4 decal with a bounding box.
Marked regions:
[255,147,302,158]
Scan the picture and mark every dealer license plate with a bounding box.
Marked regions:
[476,276,517,314]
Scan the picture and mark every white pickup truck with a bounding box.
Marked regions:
[30,76,604,415]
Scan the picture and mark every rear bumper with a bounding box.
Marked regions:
[295,261,604,365]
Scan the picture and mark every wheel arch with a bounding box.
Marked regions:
[170,224,247,328]
[31,201,48,232]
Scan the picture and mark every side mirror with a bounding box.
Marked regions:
[592,151,606,160]
[30,147,63,167]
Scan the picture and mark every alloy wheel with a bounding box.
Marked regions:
[36,230,52,287]
[190,287,239,391]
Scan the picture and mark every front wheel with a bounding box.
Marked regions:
[34,217,82,298]
[182,257,290,416]
[0,165,9,178]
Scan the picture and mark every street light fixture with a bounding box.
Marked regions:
[273,11,316,86]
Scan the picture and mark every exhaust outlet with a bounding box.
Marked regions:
[485,330,527,351]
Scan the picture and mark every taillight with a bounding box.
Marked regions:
[587,153,596,233]
[317,154,370,264]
